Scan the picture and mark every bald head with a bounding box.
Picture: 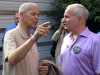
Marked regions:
[18,2,39,14]
[65,3,89,20]
[17,2,40,28]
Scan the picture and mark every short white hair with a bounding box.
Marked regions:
[18,2,39,13]
[66,3,89,20]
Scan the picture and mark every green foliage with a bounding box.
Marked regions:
[55,0,100,32]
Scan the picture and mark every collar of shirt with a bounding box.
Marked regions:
[79,27,91,38]
[69,33,78,42]
[69,27,91,40]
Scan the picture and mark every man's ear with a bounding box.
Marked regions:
[16,12,21,19]
[79,18,85,26]
[15,13,19,18]
[14,12,19,24]
[16,12,24,20]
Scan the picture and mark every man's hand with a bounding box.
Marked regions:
[39,60,49,75]
[36,25,50,36]
[32,22,51,41]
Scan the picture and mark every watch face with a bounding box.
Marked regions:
[73,46,81,54]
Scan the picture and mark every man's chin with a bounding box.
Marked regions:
[64,27,68,30]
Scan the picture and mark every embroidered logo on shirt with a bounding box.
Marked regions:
[73,46,81,54]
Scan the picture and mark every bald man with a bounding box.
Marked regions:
[58,3,100,75]
[3,3,50,75]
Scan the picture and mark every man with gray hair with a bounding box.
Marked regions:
[3,2,50,75]
[58,3,100,75]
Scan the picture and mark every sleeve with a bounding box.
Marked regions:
[50,30,61,58]
[92,37,100,74]
[50,41,57,57]
[3,31,17,62]
[51,30,61,42]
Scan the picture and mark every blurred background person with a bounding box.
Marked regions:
[50,18,69,63]
[6,13,18,31]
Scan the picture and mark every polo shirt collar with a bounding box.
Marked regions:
[79,27,91,38]
[68,27,91,38]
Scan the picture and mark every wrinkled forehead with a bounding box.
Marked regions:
[28,5,40,12]
[25,7,40,16]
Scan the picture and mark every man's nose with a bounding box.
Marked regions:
[63,17,66,21]
[63,18,66,23]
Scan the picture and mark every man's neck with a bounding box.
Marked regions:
[18,22,28,31]
[18,22,33,36]
[72,25,86,35]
